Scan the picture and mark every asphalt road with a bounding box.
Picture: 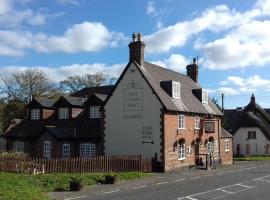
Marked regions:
[52,161,270,200]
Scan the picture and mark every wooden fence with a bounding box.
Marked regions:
[0,155,153,174]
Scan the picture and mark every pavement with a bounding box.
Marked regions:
[48,161,270,200]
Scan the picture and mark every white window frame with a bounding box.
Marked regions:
[13,141,24,153]
[89,106,101,118]
[80,143,96,158]
[202,89,208,104]
[172,81,181,99]
[62,143,70,158]
[43,141,51,159]
[178,143,186,160]
[195,116,200,129]
[178,114,185,129]
[31,109,40,120]
[207,141,214,154]
[58,108,69,119]
[225,139,229,152]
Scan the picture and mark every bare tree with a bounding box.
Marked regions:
[1,69,58,103]
[59,73,111,93]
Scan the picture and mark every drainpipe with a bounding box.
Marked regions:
[218,117,221,164]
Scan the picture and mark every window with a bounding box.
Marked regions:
[62,143,70,158]
[207,141,214,154]
[195,116,200,129]
[225,140,229,152]
[178,115,185,129]
[43,141,51,159]
[172,81,181,99]
[31,109,40,120]
[58,108,69,119]
[89,106,101,118]
[178,141,185,160]
[80,143,96,158]
[202,89,208,104]
[13,142,24,153]
[248,131,256,139]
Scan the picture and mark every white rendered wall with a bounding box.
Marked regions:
[104,63,163,160]
[233,127,270,155]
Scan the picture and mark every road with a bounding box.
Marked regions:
[51,161,270,200]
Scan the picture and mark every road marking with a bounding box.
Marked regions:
[177,182,256,200]
[102,189,120,195]
[216,172,225,175]
[254,174,270,180]
[173,178,186,182]
[204,173,214,177]
[130,185,146,190]
[156,181,169,185]
[64,196,87,200]
[189,176,200,180]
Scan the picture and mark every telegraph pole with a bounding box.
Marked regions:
[221,93,224,114]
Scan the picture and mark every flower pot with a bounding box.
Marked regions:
[69,181,83,191]
[105,175,118,184]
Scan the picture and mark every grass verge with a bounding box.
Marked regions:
[234,155,270,161]
[0,172,150,200]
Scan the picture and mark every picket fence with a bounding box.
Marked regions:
[0,155,152,174]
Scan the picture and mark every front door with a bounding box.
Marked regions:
[246,144,250,155]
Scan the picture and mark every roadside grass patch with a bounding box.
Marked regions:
[234,155,270,161]
[0,172,150,200]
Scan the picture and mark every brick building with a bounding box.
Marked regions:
[3,86,113,158]
[103,33,233,171]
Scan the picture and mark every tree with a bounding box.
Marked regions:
[59,73,114,93]
[1,69,58,103]
[1,99,25,132]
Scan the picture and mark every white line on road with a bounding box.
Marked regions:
[64,196,87,200]
[189,176,200,180]
[102,189,121,195]
[156,181,169,185]
[173,178,186,182]
[130,185,146,190]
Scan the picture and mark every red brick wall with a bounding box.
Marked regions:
[220,137,233,164]
[163,113,221,171]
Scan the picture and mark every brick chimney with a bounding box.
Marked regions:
[128,32,145,66]
[186,58,199,83]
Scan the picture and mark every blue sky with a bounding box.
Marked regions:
[0,0,270,108]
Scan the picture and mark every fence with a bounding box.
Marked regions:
[0,155,153,174]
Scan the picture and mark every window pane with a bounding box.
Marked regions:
[59,108,69,119]
[13,142,24,153]
[43,141,51,158]
[89,106,101,118]
[62,143,70,158]
[31,109,40,120]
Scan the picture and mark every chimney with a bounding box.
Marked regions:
[186,58,199,83]
[128,32,145,66]
[250,93,256,108]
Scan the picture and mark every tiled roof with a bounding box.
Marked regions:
[35,98,56,108]
[71,85,113,98]
[139,61,222,115]
[62,96,87,107]
[221,128,233,138]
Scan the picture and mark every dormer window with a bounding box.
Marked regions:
[172,81,181,99]
[202,89,208,104]
[89,106,101,118]
[58,108,69,119]
[31,109,40,120]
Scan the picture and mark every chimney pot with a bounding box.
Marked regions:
[137,32,142,41]
[132,32,137,42]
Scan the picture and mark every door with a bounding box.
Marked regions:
[246,144,250,155]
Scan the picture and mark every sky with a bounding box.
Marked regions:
[0,0,270,109]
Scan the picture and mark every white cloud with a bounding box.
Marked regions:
[151,54,189,72]
[146,1,157,16]
[217,87,239,96]
[56,0,79,5]
[197,20,270,70]
[144,4,247,54]
[0,0,46,27]
[0,63,125,83]
[216,75,270,96]
[0,22,127,56]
